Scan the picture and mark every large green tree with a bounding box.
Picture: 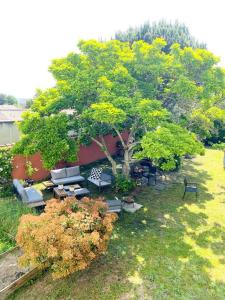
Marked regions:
[115,20,206,52]
[14,38,225,176]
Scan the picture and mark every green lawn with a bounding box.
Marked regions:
[7,149,225,299]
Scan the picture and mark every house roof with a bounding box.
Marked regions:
[0,105,25,122]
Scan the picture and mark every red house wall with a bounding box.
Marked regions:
[12,132,129,181]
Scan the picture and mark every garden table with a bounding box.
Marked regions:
[53,184,90,200]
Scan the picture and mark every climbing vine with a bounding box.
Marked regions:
[0,147,13,197]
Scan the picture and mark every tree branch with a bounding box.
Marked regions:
[128,141,141,152]
[92,136,117,175]
[100,136,118,167]
[127,117,141,145]
[91,137,104,149]
[113,127,126,149]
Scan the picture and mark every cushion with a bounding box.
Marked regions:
[186,186,197,192]
[17,185,28,202]
[90,168,102,180]
[106,200,122,207]
[52,175,85,185]
[66,166,80,177]
[13,179,23,190]
[74,188,90,197]
[13,179,28,201]
[88,177,111,187]
[100,173,112,183]
[51,168,66,180]
[106,200,122,213]
[24,187,43,203]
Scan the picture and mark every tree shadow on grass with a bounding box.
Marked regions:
[110,158,225,299]
[9,156,225,300]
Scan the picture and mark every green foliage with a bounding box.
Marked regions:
[135,124,204,170]
[0,147,12,182]
[13,112,78,169]
[15,37,225,174]
[115,20,206,52]
[190,106,225,140]
[211,143,225,150]
[0,93,18,105]
[90,102,126,124]
[115,175,136,194]
[25,161,38,178]
[158,155,182,171]
[25,99,33,109]
[136,99,169,128]
[0,147,13,197]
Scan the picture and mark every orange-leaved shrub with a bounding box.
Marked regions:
[16,197,117,279]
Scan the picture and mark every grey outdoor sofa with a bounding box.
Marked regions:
[13,179,45,208]
[51,166,85,185]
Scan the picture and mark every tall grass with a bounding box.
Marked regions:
[0,197,34,253]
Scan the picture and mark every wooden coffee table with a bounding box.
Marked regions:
[53,184,88,200]
[53,187,67,199]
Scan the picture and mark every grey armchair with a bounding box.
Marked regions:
[87,168,112,192]
[13,179,45,208]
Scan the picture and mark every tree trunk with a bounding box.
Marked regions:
[110,159,118,176]
[122,149,130,178]
[91,136,118,176]
[104,151,117,176]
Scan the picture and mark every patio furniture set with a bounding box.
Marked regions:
[13,162,198,209]
[13,166,113,209]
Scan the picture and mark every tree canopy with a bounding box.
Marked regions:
[115,20,206,52]
[14,38,225,175]
[13,112,78,169]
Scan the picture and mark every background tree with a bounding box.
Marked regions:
[0,93,18,105]
[25,98,33,109]
[14,38,225,175]
[115,20,206,52]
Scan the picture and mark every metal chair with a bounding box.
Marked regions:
[87,168,112,192]
[183,177,198,199]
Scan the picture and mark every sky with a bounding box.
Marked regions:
[0,0,225,99]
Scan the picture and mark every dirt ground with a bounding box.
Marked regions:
[0,248,29,291]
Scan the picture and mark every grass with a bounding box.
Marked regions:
[0,197,34,254]
[4,149,225,299]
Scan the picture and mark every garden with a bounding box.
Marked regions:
[0,149,224,299]
[1,22,225,299]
